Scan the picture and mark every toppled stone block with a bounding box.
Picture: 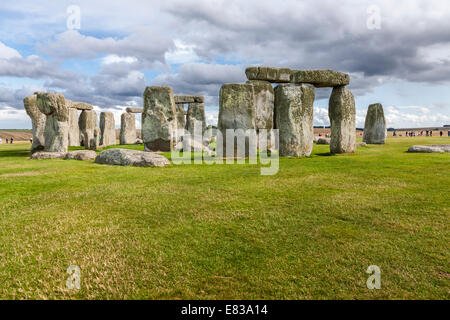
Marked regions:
[328,86,356,153]
[23,94,46,153]
[119,112,136,145]
[274,84,315,157]
[290,69,350,87]
[31,151,66,159]
[142,86,177,152]
[245,66,292,83]
[174,95,205,104]
[95,149,171,167]
[65,150,97,160]
[408,145,450,153]
[363,103,387,144]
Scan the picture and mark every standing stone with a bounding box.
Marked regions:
[23,94,46,153]
[218,83,256,156]
[100,112,116,146]
[363,103,387,144]
[36,92,69,153]
[68,108,80,146]
[274,84,315,157]
[247,80,274,131]
[79,110,100,150]
[328,86,356,153]
[119,112,136,145]
[175,104,186,131]
[186,102,206,135]
[142,86,177,152]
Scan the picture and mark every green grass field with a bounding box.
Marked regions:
[0,137,448,299]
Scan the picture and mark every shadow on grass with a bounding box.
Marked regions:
[0,149,30,158]
[315,152,335,157]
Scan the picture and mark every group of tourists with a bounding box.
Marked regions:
[0,137,14,144]
[404,130,448,137]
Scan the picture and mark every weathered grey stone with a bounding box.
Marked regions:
[36,92,69,153]
[328,86,356,153]
[68,108,80,146]
[290,70,350,87]
[31,151,66,159]
[142,86,177,152]
[218,83,256,155]
[23,94,46,153]
[186,102,206,134]
[248,80,274,131]
[175,104,186,131]
[126,107,143,113]
[100,112,116,146]
[274,84,315,157]
[65,150,97,160]
[356,142,367,147]
[245,66,292,83]
[316,137,331,145]
[363,103,387,144]
[79,110,100,150]
[408,145,450,153]
[174,95,205,104]
[95,148,171,167]
[71,102,93,110]
[119,112,136,145]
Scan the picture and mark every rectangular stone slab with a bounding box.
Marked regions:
[71,102,94,110]
[174,95,205,104]
[245,66,292,83]
[126,107,143,113]
[290,69,350,87]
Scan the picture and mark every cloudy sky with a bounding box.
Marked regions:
[0,0,449,129]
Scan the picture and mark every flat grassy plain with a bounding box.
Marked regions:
[0,137,448,299]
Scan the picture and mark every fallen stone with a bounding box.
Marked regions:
[95,148,171,167]
[363,103,387,144]
[356,142,367,147]
[408,145,450,153]
[245,66,292,83]
[65,150,97,160]
[316,137,331,145]
[174,95,205,104]
[274,84,315,157]
[290,69,350,88]
[36,92,69,153]
[328,86,356,154]
[142,86,177,152]
[68,108,80,146]
[119,112,137,145]
[126,107,143,113]
[79,110,100,150]
[135,138,143,144]
[31,151,66,159]
[100,112,116,147]
[23,94,46,153]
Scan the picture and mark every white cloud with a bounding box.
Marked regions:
[102,55,138,65]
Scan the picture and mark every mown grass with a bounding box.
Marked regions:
[0,137,448,300]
